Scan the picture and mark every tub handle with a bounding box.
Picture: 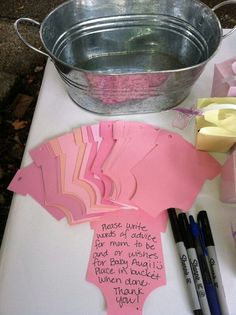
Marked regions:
[14,18,49,57]
[212,0,236,38]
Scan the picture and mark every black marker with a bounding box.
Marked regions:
[198,211,229,315]
[178,213,211,315]
[168,208,202,315]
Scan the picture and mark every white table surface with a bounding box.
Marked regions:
[1,30,236,315]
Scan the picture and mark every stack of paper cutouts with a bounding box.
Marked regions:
[8,120,221,315]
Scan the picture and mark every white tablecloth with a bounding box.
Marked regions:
[0,30,236,315]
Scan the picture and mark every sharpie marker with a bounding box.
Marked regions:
[178,213,211,315]
[168,208,202,315]
[198,211,229,315]
[189,215,222,315]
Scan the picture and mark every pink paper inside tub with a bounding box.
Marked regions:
[86,73,168,104]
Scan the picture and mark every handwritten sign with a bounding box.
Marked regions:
[87,209,166,315]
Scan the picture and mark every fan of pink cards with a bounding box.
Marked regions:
[8,120,223,315]
[8,120,221,229]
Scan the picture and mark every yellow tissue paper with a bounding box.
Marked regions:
[196,97,236,152]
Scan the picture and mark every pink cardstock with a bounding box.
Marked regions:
[73,127,119,213]
[86,73,168,104]
[87,209,166,315]
[101,121,127,175]
[52,132,113,217]
[80,125,105,203]
[101,121,158,204]
[101,123,130,200]
[8,121,220,232]
[73,127,106,210]
[7,163,65,220]
[91,123,102,149]
[122,121,157,137]
[88,125,121,208]
[131,130,222,217]
[102,121,156,172]
[102,139,128,200]
[87,125,106,195]
[30,143,89,224]
[50,134,94,212]
[104,127,160,206]
[91,121,117,203]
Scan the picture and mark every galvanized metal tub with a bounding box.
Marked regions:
[15,0,236,115]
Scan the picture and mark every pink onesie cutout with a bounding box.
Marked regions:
[131,130,222,217]
[30,143,90,224]
[87,125,121,208]
[101,121,127,177]
[49,134,102,217]
[56,131,117,215]
[73,127,120,213]
[91,121,117,203]
[101,121,142,200]
[104,127,160,206]
[87,125,105,195]
[73,127,104,210]
[91,124,102,148]
[102,122,152,196]
[80,125,105,203]
[87,209,166,315]
[7,163,65,220]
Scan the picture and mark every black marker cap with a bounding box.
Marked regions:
[197,211,215,247]
[178,213,195,249]
[167,208,183,243]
